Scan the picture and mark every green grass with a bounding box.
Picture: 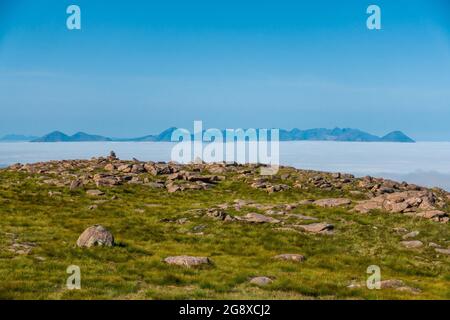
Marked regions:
[0,169,449,300]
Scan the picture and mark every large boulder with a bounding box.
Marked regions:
[76,225,114,248]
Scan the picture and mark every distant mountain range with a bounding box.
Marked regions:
[0,128,415,143]
[0,134,39,142]
[31,131,113,142]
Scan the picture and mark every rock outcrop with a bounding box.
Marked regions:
[354,191,449,223]
[5,153,450,226]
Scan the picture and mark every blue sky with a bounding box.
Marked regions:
[0,0,449,140]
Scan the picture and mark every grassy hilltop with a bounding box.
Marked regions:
[0,155,449,300]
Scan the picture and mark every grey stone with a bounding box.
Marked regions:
[249,276,273,286]
[163,256,210,267]
[76,225,114,248]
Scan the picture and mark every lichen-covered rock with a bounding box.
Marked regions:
[76,225,114,248]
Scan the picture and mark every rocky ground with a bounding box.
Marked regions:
[0,152,449,299]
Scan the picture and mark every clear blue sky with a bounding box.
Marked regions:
[0,0,449,140]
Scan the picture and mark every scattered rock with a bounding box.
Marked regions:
[286,214,318,221]
[393,227,408,234]
[7,154,449,224]
[117,164,132,173]
[379,279,404,289]
[379,280,421,293]
[239,213,280,224]
[296,222,334,234]
[400,240,423,249]
[34,256,46,261]
[69,179,83,190]
[165,183,181,193]
[354,191,449,223]
[314,198,351,208]
[353,200,384,214]
[9,242,36,255]
[146,182,165,188]
[415,210,448,223]
[274,254,305,262]
[435,248,450,255]
[104,163,115,171]
[348,279,421,294]
[86,189,105,197]
[76,225,114,248]
[250,179,290,193]
[428,242,442,248]
[163,256,211,267]
[266,184,291,193]
[205,208,228,220]
[402,231,420,239]
[249,276,273,286]
[94,174,121,187]
[176,218,189,224]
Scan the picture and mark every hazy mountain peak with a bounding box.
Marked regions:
[381,131,415,143]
